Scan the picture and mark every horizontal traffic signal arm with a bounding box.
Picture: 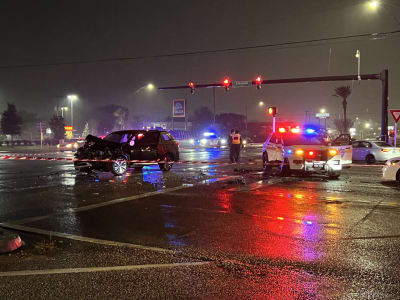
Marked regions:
[158,73,382,90]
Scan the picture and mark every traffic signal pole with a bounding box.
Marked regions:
[381,69,389,142]
[159,70,389,141]
[272,116,276,133]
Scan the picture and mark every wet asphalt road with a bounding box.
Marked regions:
[0,145,399,299]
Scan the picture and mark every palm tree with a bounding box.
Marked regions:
[333,86,351,133]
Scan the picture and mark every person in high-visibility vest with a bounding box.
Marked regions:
[231,129,242,162]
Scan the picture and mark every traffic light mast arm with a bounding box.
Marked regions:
[158,73,381,90]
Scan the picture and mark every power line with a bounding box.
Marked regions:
[0,30,399,69]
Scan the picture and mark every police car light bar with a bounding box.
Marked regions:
[305,128,316,134]
[278,128,286,133]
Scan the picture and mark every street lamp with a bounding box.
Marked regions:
[320,108,326,114]
[135,83,156,94]
[67,95,78,136]
[367,0,379,9]
[258,101,265,107]
[365,0,400,26]
[365,122,371,128]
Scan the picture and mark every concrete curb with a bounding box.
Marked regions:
[0,229,23,254]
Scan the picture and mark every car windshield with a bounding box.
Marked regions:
[374,141,392,147]
[283,134,326,146]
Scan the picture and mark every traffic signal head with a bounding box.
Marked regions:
[223,77,231,91]
[255,76,262,89]
[188,82,195,94]
[267,106,277,117]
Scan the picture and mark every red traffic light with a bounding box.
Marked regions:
[255,76,262,89]
[223,77,232,91]
[267,106,277,117]
[188,82,195,94]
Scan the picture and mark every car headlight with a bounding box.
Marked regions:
[57,144,60,148]
[66,143,72,148]
[243,140,247,145]
[74,143,78,148]
[189,139,195,144]
[200,139,207,145]
[220,139,227,144]
[387,160,400,166]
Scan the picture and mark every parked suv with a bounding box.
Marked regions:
[74,130,179,175]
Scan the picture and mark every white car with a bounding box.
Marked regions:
[352,140,400,164]
[382,157,400,182]
[262,127,350,179]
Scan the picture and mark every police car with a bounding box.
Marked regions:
[262,126,352,179]
[190,131,227,148]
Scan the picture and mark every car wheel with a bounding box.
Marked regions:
[396,170,400,183]
[159,153,173,171]
[280,159,291,177]
[110,156,128,176]
[365,154,376,164]
[263,152,272,174]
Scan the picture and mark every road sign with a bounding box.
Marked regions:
[316,113,330,118]
[389,109,400,123]
[233,81,252,87]
[172,99,186,118]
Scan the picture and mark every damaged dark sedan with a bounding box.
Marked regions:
[74,130,180,175]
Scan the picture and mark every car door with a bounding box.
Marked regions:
[130,132,159,162]
[352,141,361,161]
[332,134,353,166]
[159,132,172,159]
[361,141,373,160]
[265,133,283,161]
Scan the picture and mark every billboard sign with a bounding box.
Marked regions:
[315,112,330,118]
[173,99,186,118]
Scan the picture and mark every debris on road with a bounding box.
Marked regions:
[0,229,23,254]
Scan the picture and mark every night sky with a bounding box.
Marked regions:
[0,0,399,131]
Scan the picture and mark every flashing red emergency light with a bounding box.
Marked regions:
[223,78,232,91]
[307,151,316,158]
[267,106,277,117]
[278,127,286,133]
[255,76,262,89]
[188,82,195,94]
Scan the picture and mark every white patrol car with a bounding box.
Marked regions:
[262,127,352,179]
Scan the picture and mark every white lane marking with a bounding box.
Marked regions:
[0,262,209,277]
[0,223,174,254]
[11,175,240,225]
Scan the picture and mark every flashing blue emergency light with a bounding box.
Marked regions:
[305,128,316,134]
[203,132,216,137]
[287,149,293,154]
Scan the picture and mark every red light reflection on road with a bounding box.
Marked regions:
[246,187,323,261]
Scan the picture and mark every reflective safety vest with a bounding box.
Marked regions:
[232,133,241,144]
